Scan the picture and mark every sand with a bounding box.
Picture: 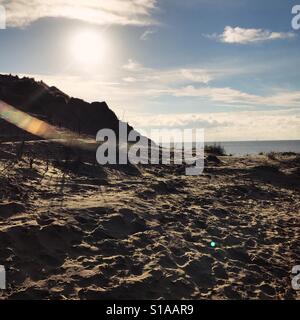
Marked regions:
[0,140,299,300]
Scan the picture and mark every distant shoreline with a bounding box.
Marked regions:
[206,139,300,143]
[160,140,300,156]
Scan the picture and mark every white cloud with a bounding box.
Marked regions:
[123,59,145,72]
[172,85,300,108]
[11,72,300,141]
[0,0,157,28]
[140,29,156,40]
[131,110,300,141]
[123,77,138,83]
[122,59,214,84]
[19,60,300,112]
[180,69,213,83]
[207,26,295,44]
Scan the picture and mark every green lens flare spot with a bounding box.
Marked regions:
[210,241,216,248]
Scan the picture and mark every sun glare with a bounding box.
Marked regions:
[70,30,107,66]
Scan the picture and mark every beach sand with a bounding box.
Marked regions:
[0,140,299,300]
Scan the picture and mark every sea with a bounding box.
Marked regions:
[161,140,300,156]
[205,140,300,156]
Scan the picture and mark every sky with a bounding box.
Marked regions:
[0,0,300,141]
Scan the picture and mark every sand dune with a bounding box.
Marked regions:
[0,140,299,300]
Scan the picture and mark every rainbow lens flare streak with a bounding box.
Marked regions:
[0,100,95,151]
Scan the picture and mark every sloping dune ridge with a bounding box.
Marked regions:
[0,76,299,300]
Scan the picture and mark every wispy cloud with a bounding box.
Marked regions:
[14,72,300,140]
[122,59,214,84]
[161,85,300,108]
[206,26,295,44]
[132,110,300,141]
[140,29,156,40]
[123,59,145,72]
[121,60,300,108]
[20,57,300,112]
[0,0,158,28]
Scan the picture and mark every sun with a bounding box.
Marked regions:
[70,30,107,66]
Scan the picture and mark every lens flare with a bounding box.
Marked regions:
[0,100,57,138]
[0,100,95,151]
[210,241,216,248]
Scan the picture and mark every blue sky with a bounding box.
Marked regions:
[0,0,300,141]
